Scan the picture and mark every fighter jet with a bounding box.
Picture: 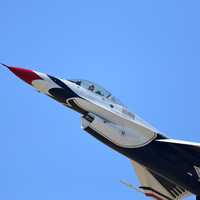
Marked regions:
[3,63,200,200]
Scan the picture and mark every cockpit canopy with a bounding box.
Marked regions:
[69,79,124,106]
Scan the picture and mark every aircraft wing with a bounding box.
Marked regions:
[131,160,191,200]
[156,139,200,166]
[156,139,200,147]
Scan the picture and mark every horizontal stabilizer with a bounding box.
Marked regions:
[131,160,191,200]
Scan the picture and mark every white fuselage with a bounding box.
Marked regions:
[31,74,157,149]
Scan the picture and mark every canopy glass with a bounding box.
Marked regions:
[70,79,124,106]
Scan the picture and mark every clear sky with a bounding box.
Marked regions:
[0,0,200,199]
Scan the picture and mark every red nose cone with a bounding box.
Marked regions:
[2,64,42,84]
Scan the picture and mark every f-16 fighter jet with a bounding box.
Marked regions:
[3,63,200,200]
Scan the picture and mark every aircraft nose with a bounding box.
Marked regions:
[1,63,43,84]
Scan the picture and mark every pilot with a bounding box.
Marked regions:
[96,90,102,96]
[88,85,95,92]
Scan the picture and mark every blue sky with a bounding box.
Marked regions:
[0,0,200,199]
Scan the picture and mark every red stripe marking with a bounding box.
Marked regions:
[8,67,43,84]
[145,193,164,200]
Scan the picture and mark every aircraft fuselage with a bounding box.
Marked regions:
[3,64,200,199]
